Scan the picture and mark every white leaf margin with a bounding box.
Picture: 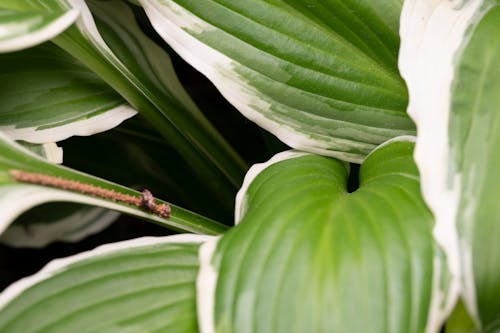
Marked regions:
[199,150,313,333]
[0,234,212,310]
[0,105,137,144]
[199,136,422,333]
[0,184,174,235]
[17,142,64,164]
[197,236,220,333]
[0,206,119,248]
[40,143,63,164]
[138,0,366,162]
[0,8,79,53]
[236,136,418,226]
[234,150,310,225]
[399,0,488,329]
[0,132,189,236]
[0,0,139,144]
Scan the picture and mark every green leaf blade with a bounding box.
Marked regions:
[200,140,438,333]
[449,3,500,329]
[0,43,136,143]
[0,235,209,333]
[0,133,227,236]
[399,0,500,329]
[140,0,413,162]
[0,203,119,248]
[2,0,246,207]
[0,8,78,53]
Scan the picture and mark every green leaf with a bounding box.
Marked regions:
[62,119,233,222]
[0,141,117,248]
[0,132,227,236]
[0,203,119,248]
[399,0,500,329]
[139,0,414,162]
[0,234,210,332]
[198,139,444,332]
[0,43,136,143]
[0,7,77,53]
[450,3,500,330]
[16,141,63,164]
[1,0,246,207]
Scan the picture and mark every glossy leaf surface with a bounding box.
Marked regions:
[0,235,209,333]
[0,43,136,143]
[1,0,246,206]
[140,0,414,162]
[0,133,227,236]
[399,0,500,329]
[199,140,442,333]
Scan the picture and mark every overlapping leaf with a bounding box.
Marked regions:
[1,139,117,248]
[449,5,500,329]
[139,0,414,162]
[17,141,63,164]
[1,0,246,206]
[399,0,500,330]
[0,43,136,143]
[0,132,227,236]
[62,119,232,221]
[0,7,77,53]
[0,234,210,332]
[1,119,228,248]
[0,203,119,248]
[198,139,447,333]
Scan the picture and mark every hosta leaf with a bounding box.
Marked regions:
[0,7,77,53]
[399,0,500,329]
[0,43,136,143]
[62,119,232,221]
[0,203,119,248]
[17,141,63,164]
[0,132,227,236]
[0,234,210,332]
[198,139,447,333]
[139,0,414,162]
[1,0,246,206]
[450,6,500,329]
[0,142,116,249]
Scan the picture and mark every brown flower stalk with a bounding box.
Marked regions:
[9,170,171,218]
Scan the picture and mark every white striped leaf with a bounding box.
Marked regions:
[0,234,211,333]
[0,141,116,249]
[17,141,63,164]
[0,132,227,237]
[0,203,119,248]
[1,0,246,206]
[399,0,500,330]
[139,0,414,162]
[198,139,449,333]
[1,120,229,248]
[0,7,77,53]
[0,43,136,143]
[62,120,233,220]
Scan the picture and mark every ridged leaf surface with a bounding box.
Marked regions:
[0,43,136,143]
[200,140,442,333]
[140,0,414,162]
[0,235,208,333]
[0,133,227,236]
[399,1,500,329]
